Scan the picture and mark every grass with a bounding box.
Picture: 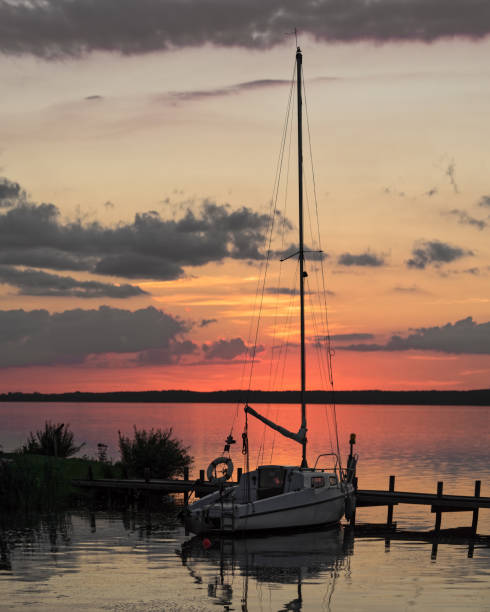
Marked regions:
[0,452,122,514]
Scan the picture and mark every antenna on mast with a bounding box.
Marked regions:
[284,27,299,47]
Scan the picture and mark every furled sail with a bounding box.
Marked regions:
[244,404,307,444]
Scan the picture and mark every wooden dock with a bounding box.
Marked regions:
[72,472,488,533]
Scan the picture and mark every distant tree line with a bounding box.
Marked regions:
[1,389,489,405]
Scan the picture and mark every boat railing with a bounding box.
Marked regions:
[313,452,340,473]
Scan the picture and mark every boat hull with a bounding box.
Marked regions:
[186,486,348,535]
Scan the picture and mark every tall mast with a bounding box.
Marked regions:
[296,46,307,469]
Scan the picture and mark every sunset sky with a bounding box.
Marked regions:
[1,1,489,393]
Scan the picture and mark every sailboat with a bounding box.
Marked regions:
[185,47,357,535]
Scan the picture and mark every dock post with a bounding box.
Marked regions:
[237,468,242,483]
[200,469,205,481]
[350,476,358,527]
[387,475,395,527]
[183,467,189,506]
[471,480,481,536]
[434,481,443,533]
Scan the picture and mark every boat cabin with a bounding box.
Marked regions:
[231,465,340,503]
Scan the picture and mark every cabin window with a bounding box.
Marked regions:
[257,467,285,499]
[311,476,325,489]
[329,475,337,486]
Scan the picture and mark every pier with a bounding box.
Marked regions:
[72,471,488,534]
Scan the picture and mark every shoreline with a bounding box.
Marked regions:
[1,389,489,406]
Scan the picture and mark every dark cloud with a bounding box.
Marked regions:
[85,94,103,100]
[168,79,289,103]
[136,340,198,365]
[266,286,298,295]
[478,195,490,208]
[202,337,249,361]
[339,317,490,354]
[338,251,385,267]
[0,265,146,298]
[273,243,325,261]
[0,184,280,280]
[0,306,188,367]
[1,0,489,59]
[406,240,473,269]
[445,160,459,194]
[438,266,480,277]
[445,209,486,230]
[0,178,22,208]
[318,333,374,341]
[199,318,217,327]
[0,247,91,271]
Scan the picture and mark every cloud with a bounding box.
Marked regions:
[438,266,480,277]
[320,333,375,342]
[392,285,426,294]
[406,240,473,269]
[444,209,486,230]
[1,0,489,59]
[136,340,198,365]
[0,178,22,208]
[339,317,490,354]
[202,337,249,360]
[0,265,147,298]
[0,306,188,367]
[0,183,281,281]
[266,286,297,295]
[199,318,217,327]
[85,94,103,100]
[273,243,325,261]
[445,160,459,194]
[167,79,289,104]
[338,251,385,267]
[478,195,490,208]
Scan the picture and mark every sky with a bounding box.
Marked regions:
[0,0,489,393]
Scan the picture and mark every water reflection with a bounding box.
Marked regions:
[1,510,488,610]
[0,513,74,580]
[179,527,352,611]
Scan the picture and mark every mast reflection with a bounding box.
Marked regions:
[179,526,353,611]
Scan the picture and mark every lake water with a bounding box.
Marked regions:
[0,402,489,610]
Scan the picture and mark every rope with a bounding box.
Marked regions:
[303,67,343,470]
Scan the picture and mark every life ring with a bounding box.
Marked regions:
[207,456,234,483]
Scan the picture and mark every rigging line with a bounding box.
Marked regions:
[229,259,265,436]
[303,69,342,466]
[268,257,298,391]
[230,63,294,442]
[231,70,291,436]
[230,71,294,434]
[269,263,299,463]
[245,62,296,402]
[306,276,335,451]
[265,91,296,465]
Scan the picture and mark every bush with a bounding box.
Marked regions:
[21,421,85,458]
[118,427,193,479]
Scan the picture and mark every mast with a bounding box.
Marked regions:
[296,46,307,469]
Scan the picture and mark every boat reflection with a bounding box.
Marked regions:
[179,526,353,610]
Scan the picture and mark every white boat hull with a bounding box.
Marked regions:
[186,478,351,535]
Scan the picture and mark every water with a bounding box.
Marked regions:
[0,402,489,610]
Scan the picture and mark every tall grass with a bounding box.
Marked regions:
[21,421,84,458]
